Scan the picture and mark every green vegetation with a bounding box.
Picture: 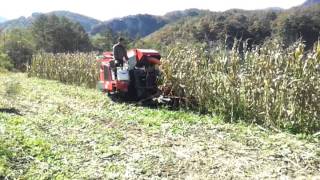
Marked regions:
[0,53,13,72]
[275,4,320,49]
[1,1,320,178]
[91,14,167,38]
[145,9,277,47]
[0,29,34,71]
[0,16,31,32]
[28,52,98,88]
[0,11,102,33]
[90,29,133,52]
[0,9,202,39]
[31,14,92,53]
[28,40,320,134]
[162,40,320,134]
[145,4,320,49]
[50,11,101,32]
[90,28,115,52]
[1,3,319,47]
[0,14,94,71]
[1,3,320,72]
[0,73,319,179]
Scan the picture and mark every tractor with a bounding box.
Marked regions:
[96,49,162,102]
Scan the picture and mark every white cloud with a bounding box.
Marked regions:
[0,0,305,20]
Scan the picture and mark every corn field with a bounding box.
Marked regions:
[161,40,320,134]
[28,52,98,88]
[28,40,320,134]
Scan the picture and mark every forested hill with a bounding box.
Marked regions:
[1,0,320,43]
[0,11,102,32]
[90,9,206,37]
[90,14,167,37]
[0,9,209,38]
[0,16,32,31]
[144,9,277,45]
[163,8,209,22]
[144,3,320,49]
[302,0,320,7]
[46,11,101,32]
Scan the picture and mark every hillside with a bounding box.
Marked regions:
[0,9,208,38]
[163,8,209,22]
[144,9,278,46]
[90,14,167,37]
[0,11,101,32]
[0,16,33,31]
[144,4,320,48]
[1,0,319,39]
[47,11,101,32]
[302,0,320,6]
[1,73,319,179]
[90,9,208,38]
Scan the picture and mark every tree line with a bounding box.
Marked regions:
[0,14,131,71]
[145,5,320,50]
[1,4,320,71]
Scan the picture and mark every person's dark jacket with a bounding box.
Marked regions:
[113,43,128,62]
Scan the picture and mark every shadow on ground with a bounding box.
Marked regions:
[0,108,23,116]
[107,93,184,111]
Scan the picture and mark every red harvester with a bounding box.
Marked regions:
[97,49,162,101]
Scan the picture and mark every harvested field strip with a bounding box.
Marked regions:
[0,73,319,179]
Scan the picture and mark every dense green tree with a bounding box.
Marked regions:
[90,14,167,38]
[0,29,34,71]
[145,10,278,48]
[5,41,33,71]
[90,29,133,52]
[0,52,13,71]
[90,28,115,52]
[146,5,320,49]
[31,14,92,53]
[274,5,320,48]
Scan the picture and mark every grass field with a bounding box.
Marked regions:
[0,73,319,179]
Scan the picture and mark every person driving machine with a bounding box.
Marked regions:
[113,37,129,67]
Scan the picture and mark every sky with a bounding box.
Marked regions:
[0,0,306,21]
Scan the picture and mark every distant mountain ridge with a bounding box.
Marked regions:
[163,8,209,22]
[143,1,320,51]
[302,0,320,6]
[90,9,207,38]
[0,16,32,31]
[90,14,167,37]
[47,11,101,32]
[0,11,102,32]
[0,9,207,38]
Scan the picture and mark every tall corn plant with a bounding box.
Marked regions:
[161,40,320,134]
[28,52,99,88]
